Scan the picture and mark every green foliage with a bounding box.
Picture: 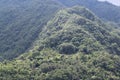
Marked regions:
[58,43,78,54]
[0,49,120,80]
[36,6,120,55]
[0,2,120,80]
[46,69,78,80]
[0,0,120,60]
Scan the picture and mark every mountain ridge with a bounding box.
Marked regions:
[34,6,120,55]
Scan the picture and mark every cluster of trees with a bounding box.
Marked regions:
[0,49,120,80]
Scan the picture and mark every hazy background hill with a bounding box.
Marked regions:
[58,0,120,24]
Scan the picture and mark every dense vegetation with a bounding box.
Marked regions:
[36,6,120,55]
[0,49,120,80]
[0,0,120,60]
[0,6,120,80]
[0,0,62,60]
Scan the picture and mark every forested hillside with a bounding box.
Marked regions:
[0,0,62,60]
[0,6,120,80]
[36,6,120,55]
[0,1,120,79]
[0,0,120,60]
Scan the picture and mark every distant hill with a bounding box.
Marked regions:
[0,6,120,80]
[58,0,120,24]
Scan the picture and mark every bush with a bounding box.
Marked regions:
[58,43,78,54]
[46,69,78,80]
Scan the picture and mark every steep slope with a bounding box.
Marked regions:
[0,6,120,80]
[58,0,120,24]
[0,0,62,60]
[36,6,120,55]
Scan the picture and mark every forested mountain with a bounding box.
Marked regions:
[0,0,120,60]
[0,6,120,80]
[0,0,120,79]
[0,0,62,60]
